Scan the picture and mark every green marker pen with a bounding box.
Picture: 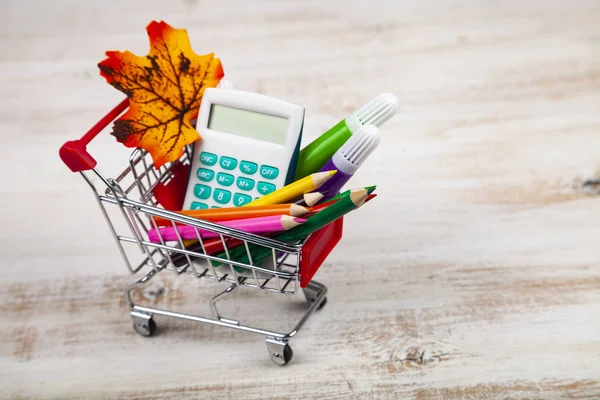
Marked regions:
[294,93,398,180]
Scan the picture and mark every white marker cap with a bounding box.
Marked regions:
[332,124,380,175]
[355,93,398,127]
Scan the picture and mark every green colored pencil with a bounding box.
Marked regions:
[277,188,367,242]
[327,185,376,202]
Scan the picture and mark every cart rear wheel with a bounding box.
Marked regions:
[317,296,328,310]
[269,343,293,366]
[133,318,156,337]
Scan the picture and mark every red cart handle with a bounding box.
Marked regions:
[59,98,129,172]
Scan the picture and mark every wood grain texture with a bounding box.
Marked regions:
[1,0,600,398]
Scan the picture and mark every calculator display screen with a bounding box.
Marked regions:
[207,104,289,145]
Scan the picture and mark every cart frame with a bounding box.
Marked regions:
[60,99,341,365]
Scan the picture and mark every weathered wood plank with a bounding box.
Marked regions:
[1,0,599,398]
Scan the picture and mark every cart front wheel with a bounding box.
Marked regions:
[267,340,293,366]
[133,318,156,337]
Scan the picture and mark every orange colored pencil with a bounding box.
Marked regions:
[153,203,308,227]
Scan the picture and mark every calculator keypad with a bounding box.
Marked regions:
[200,152,218,166]
[213,188,232,204]
[240,161,258,175]
[257,181,276,195]
[236,177,255,191]
[216,172,234,186]
[193,153,282,208]
[260,165,279,179]
[234,193,252,206]
[191,201,208,210]
[194,184,212,199]
[219,156,238,170]
[197,168,214,182]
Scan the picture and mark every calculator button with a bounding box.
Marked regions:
[236,177,255,191]
[216,172,234,186]
[190,201,208,210]
[199,152,218,166]
[260,165,279,180]
[257,182,276,195]
[194,184,212,200]
[197,168,214,182]
[220,156,238,170]
[239,161,258,175]
[213,189,232,204]
[233,193,253,207]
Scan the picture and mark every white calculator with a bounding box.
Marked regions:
[183,88,305,210]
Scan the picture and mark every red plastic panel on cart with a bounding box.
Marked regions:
[154,162,190,211]
[299,217,343,288]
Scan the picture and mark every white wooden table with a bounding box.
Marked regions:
[1,1,599,398]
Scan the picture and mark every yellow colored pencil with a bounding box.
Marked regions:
[247,170,336,206]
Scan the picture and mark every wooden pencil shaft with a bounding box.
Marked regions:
[153,204,308,226]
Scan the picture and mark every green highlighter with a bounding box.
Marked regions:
[294,93,398,180]
[215,188,369,268]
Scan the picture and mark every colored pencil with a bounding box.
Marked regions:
[213,188,367,267]
[293,192,324,207]
[312,185,377,209]
[172,194,378,268]
[276,189,367,241]
[247,170,336,206]
[171,237,245,268]
[364,193,377,203]
[305,192,376,216]
[148,215,305,243]
[153,203,308,226]
[320,185,377,204]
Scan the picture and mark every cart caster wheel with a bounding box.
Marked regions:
[282,344,293,365]
[317,296,328,310]
[269,344,293,366]
[266,339,293,366]
[133,318,156,337]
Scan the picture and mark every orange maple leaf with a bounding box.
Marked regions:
[98,21,224,168]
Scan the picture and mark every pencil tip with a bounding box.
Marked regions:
[350,188,369,206]
[365,193,378,203]
[313,170,337,188]
[289,203,309,216]
[282,215,306,229]
[304,191,325,206]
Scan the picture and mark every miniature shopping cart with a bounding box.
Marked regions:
[59,99,343,365]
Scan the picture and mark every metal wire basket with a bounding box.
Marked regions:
[59,99,343,365]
